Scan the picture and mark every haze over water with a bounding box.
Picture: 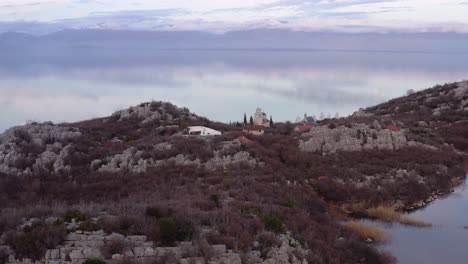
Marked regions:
[1,49,468,132]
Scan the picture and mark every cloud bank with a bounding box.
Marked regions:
[0,1,468,34]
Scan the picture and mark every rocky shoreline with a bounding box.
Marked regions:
[402,176,465,212]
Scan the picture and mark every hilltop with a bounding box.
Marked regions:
[0,81,467,264]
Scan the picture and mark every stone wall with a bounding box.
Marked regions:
[6,231,310,264]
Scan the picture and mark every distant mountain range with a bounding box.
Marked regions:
[1,29,468,53]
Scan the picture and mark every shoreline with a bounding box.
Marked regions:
[402,175,466,212]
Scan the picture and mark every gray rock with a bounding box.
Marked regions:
[417,121,429,127]
[127,235,147,242]
[124,250,135,258]
[112,254,124,260]
[82,248,102,259]
[133,247,145,258]
[213,253,242,264]
[69,250,85,260]
[180,257,206,264]
[92,230,105,236]
[106,233,126,241]
[300,124,411,154]
[143,247,156,257]
[211,245,227,256]
[50,249,60,260]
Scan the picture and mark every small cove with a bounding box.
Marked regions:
[366,180,468,264]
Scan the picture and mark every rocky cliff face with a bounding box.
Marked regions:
[299,123,435,154]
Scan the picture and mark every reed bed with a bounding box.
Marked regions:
[366,206,432,227]
[345,221,390,242]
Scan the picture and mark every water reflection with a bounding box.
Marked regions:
[374,182,468,264]
[1,50,468,132]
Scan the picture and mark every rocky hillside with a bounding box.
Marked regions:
[1,82,467,264]
[356,80,468,153]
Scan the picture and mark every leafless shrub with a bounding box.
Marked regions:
[256,232,281,258]
[100,238,129,259]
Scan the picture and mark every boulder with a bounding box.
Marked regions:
[124,250,135,258]
[143,247,156,257]
[50,249,60,260]
[213,253,242,264]
[106,233,126,241]
[69,250,85,260]
[133,247,145,258]
[211,245,226,256]
[180,257,206,264]
[112,254,124,260]
[82,248,102,259]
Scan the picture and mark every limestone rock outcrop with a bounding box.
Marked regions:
[95,139,259,174]
[299,124,425,153]
[111,101,198,125]
[0,123,81,176]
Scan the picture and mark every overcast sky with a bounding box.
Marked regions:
[1,0,468,34]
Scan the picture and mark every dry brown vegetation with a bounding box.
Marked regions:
[345,221,390,243]
[366,207,432,227]
[2,81,468,264]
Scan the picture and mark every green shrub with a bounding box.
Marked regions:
[409,127,432,137]
[5,222,67,261]
[0,247,9,264]
[63,210,89,222]
[261,215,284,234]
[158,219,193,247]
[83,258,106,264]
[145,207,162,219]
[97,215,144,236]
[78,220,99,232]
[175,222,193,242]
[209,194,221,208]
[279,200,297,208]
[159,219,177,246]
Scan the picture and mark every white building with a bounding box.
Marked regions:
[188,126,222,136]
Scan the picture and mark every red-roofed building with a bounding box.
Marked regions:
[237,136,254,145]
[386,125,400,132]
[295,124,316,132]
[243,124,266,135]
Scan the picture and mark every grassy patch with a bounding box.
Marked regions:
[366,206,432,227]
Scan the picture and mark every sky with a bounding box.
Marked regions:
[1,0,468,34]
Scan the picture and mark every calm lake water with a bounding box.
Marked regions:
[1,49,468,132]
[370,181,468,264]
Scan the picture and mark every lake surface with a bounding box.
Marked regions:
[1,49,468,132]
[371,180,468,264]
